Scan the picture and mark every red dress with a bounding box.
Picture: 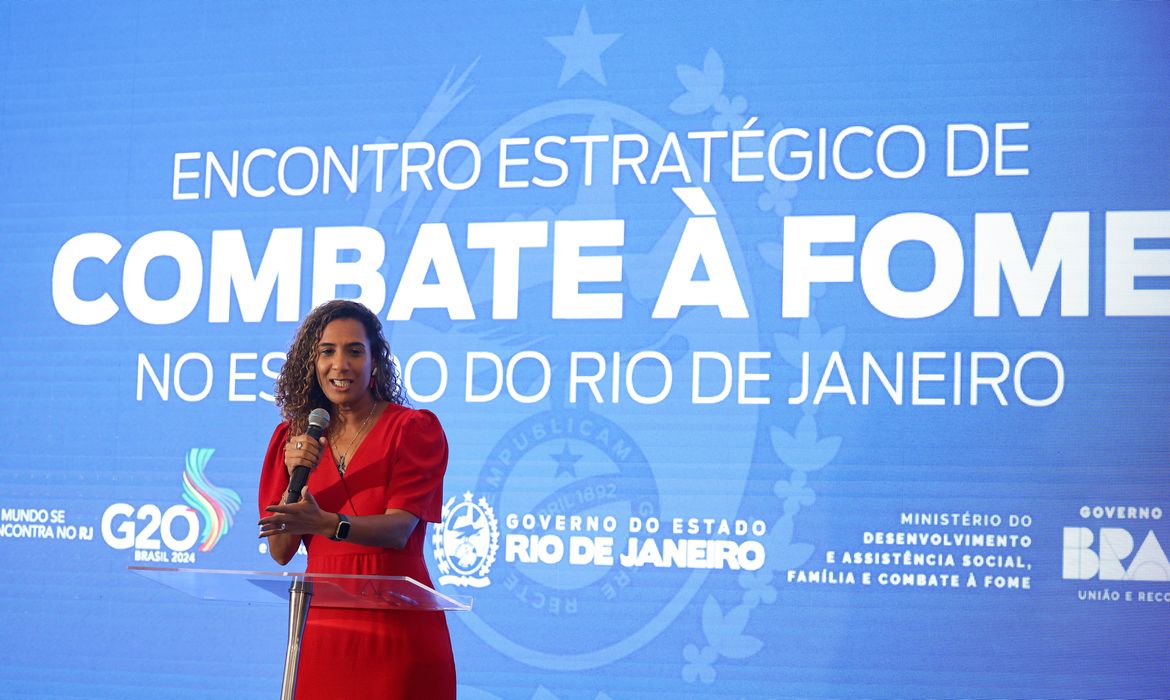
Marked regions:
[258,405,456,700]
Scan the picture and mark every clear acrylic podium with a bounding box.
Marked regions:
[129,566,472,699]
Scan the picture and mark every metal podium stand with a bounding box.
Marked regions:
[129,566,472,699]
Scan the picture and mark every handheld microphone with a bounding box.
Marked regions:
[286,408,330,504]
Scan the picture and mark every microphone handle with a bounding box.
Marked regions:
[286,467,311,504]
[285,423,326,504]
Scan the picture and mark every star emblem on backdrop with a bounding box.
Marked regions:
[551,441,583,478]
[546,6,621,87]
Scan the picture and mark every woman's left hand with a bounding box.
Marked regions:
[259,488,333,538]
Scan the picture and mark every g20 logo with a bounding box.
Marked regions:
[101,503,200,553]
[99,448,241,562]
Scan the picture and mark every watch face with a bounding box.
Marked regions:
[334,515,350,541]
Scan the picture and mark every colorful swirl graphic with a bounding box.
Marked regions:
[181,448,241,552]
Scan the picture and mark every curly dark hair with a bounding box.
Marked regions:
[274,300,406,433]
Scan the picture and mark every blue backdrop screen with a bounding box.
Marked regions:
[1,3,1168,699]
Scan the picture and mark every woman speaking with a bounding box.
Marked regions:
[257,300,456,699]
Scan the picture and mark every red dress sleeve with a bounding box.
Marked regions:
[257,422,291,517]
[386,409,448,523]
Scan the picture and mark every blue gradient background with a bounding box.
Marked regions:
[1,3,1168,699]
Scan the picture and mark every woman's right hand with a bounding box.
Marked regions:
[283,433,327,477]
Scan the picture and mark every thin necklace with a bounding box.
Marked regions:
[335,401,378,476]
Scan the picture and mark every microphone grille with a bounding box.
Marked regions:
[307,408,331,431]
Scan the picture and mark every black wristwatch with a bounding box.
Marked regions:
[330,513,351,541]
